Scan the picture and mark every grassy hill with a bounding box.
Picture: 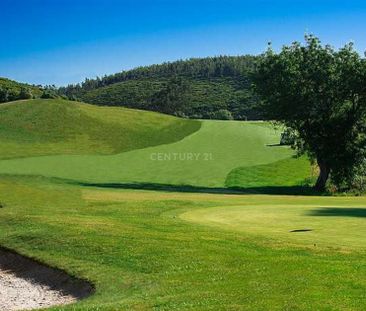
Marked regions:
[0,77,42,102]
[0,99,311,188]
[0,99,200,159]
[225,156,313,189]
[2,98,366,310]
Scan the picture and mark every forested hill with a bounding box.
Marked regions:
[0,78,42,103]
[58,55,262,120]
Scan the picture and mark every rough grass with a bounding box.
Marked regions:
[0,99,200,159]
[1,176,366,310]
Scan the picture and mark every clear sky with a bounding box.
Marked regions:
[1,0,366,86]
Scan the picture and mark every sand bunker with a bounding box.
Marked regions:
[0,248,93,311]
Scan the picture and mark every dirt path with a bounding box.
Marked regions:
[0,248,93,311]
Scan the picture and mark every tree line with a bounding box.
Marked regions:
[58,55,257,96]
[0,86,33,102]
[57,56,260,120]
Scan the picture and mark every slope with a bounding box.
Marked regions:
[0,99,201,159]
[0,120,310,188]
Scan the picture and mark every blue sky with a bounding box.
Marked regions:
[1,0,366,86]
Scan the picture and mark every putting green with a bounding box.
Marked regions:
[2,176,366,309]
[181,202,366,250]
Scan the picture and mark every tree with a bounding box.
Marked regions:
[41,86,58,99]
[209,109,233,120]
[19,87,32,99]
[0,87,9,103]
[253,35,366,191]
[280,128,296,146]
[151,76,191,115]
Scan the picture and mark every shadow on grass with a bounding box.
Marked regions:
[308,207,366,218]
[0,174,321,196]
[74,181,319,195]
[266,143,283,147]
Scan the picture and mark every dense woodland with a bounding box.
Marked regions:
[57,56,262,120]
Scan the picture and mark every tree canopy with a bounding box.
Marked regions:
[57,56,260,120]
[253,35,366,191]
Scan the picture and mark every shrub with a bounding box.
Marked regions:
[0,87,9,103]
[19,87,33,99]
[280,128,296,145]
[209,109,233,120]
[41,90,58,99]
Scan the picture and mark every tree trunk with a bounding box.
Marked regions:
[314,160,330,191]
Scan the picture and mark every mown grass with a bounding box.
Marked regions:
[0,99,200,159]
[1,100,366,310]
[0,120,306,188]
[225,156,315,188]
[1,175,366,310]
[181,199,366,250]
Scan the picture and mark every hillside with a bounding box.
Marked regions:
[0,99,312,188]
[0,77,42,102]
[0,99,200,159]
[58,56,261,120]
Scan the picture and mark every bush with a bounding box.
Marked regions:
[41,90,58,99]
[343,159,366,193]
[174,111,187,118]
[209,109,233,120]
[19,87,33,99]
[0,87,9,103]
[280,128,296,145]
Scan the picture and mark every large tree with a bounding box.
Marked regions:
[253,35,366,191]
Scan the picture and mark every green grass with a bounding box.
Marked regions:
[1,100,366,310]
[225,156,314,188]
[0,119,306,187]
[181,198,366,250]
[0,99,200,159]
[1,176,366,310]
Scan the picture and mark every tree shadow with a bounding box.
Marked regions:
[266,143,282,147]
[74,181,318,196]
[308,207,366,218]
[290,229,313,232]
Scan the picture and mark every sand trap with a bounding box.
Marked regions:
[0,248,93,311]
